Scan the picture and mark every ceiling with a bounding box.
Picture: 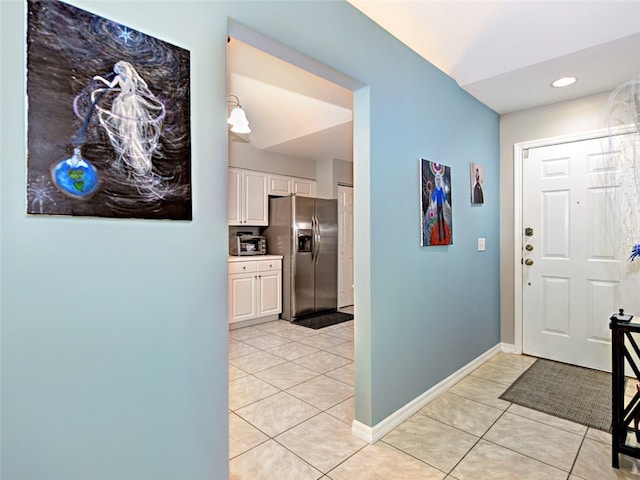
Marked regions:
[229,1,640,163]
[227,38,354,163]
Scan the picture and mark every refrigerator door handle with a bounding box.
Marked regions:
[310,215,315,262]
[311,215,316,263]
[314,215,321,265]
[312,215,319,264]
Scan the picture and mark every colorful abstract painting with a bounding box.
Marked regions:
[420,159,452,246]
[26,0,192,220]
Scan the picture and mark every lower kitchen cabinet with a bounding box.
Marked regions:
[228,256,282,327]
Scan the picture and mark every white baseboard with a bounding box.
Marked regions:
[351,343,502,443]
[228,314,280,330]
[500,342,516,353]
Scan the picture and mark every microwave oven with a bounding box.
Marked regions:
[230,234,267,256]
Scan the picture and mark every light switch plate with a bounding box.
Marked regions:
[478,238,486,251]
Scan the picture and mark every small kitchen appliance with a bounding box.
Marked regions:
[230,233,266,256]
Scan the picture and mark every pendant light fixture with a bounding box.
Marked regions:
[227,95,251,134]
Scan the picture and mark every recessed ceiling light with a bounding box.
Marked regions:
[551,76,578,88]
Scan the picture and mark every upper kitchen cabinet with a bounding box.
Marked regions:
[292,178,316,198]
[228,168,268,226]
[267,174,293,197]
[268,173,316,198]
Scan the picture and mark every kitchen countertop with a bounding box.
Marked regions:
[228,255,283,262]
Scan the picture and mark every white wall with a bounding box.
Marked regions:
[500,91,613,343]
[229,140,317,179]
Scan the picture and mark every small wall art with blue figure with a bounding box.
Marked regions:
[26,0,192,220]
[420,158,452,246]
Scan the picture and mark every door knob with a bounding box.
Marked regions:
[525,258,534,266]
[525,244,534,251]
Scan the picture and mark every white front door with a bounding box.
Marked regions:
[522,136,629,371]
[338,185,354,308]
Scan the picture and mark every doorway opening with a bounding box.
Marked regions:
[226,19,370,464]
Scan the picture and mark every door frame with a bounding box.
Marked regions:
[512,125,636,355]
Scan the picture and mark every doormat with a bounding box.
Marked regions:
[499,358,612,432]
[294,311,354,330]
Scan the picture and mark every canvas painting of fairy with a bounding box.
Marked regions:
[26,0,192,220]
[420,159,452,246]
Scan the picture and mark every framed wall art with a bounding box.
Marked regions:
[470,162,485,204]
[420,159,452,246]
[26,0,192,220]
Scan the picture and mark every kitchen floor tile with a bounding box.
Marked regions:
[235,391,321,437]
[286,375,354,411]
[450,439,568,480]
[487,351,537,372]
[230,439,322,480]
[266,341,319,361]
[586,427,610,444]
[483,411,583,471]
[254,320,292,334]
[469,361,524,386]
[382,413,478,472]
[273,327,320,341]
[228,321,640,479]
[325,326,354,342]
[229,412,268,459]
[572,437,640,479]
[293,350,351,374]
[325,362,354,386]
[506,403,587,436]
[228,341,260,360]
[254,361,320,390]
[276,412,367,473]
[229,375,279,411]
[229,326,268,342]
[229,364,249,381]
[448,374,510,411]
[327,443,446,480]
[324,341,354,360]
[298,333,348,350]
[229,350,287,374]
[419,391,503,437]
[325,396,355,425]
[242,332,291,350]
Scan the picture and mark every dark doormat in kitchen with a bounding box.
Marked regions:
[294,311,354,330]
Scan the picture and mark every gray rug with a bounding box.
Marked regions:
[499,358,612,432]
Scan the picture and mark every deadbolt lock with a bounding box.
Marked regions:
[525,227,534,236]
[525,244,534,251]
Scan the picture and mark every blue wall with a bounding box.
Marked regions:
[1,1,500,478]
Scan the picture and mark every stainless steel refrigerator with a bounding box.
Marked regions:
[264,195,338,321]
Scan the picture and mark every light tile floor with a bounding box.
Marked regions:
[229,317,640,479]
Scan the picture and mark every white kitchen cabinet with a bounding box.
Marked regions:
[256,259,282,317]
[267,173,316,198]
[268,174,293,197]
[228,256,282,327]
[292,178,316,197]
[228,168,268,226]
